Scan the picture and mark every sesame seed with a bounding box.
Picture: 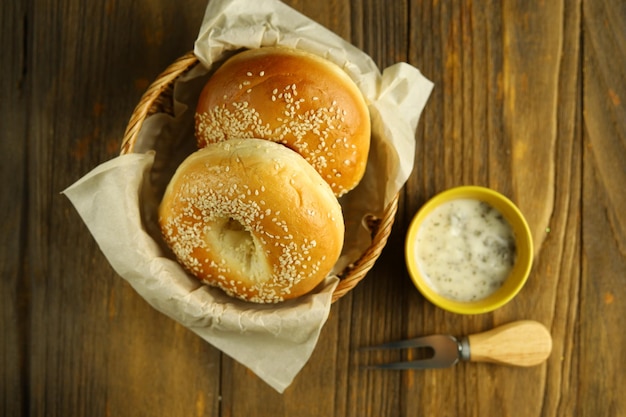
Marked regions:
[194,75,357,196]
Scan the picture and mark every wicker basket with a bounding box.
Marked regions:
[120,51,399,303]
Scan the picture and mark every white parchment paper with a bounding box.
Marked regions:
[63,0,433,393]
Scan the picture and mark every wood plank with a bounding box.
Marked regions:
[581,0,626,415]
[534,1,583,416]
[399,0,581,416]
[215,2,358,415]
[0,1,28,416]
[338,0,418,416]
[219,302,354,416]
[405,3,501,416]
[283,0,353,41]
[26,0,221,416]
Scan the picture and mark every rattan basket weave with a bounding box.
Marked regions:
[120,51,399,303]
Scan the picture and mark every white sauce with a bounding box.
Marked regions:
[414,199,516,302]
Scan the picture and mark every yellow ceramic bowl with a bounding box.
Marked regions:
[405,186,533,314]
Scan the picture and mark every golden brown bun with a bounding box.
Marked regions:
[158,138,345,303]
[195,46,371,197]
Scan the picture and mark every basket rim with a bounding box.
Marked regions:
[121,51,399,303]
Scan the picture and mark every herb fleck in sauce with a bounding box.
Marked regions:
[415,199,516,302]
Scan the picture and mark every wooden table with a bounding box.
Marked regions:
[2,0,625,415]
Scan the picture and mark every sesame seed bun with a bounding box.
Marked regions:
[158,138,345,303]
[195,46,371,197]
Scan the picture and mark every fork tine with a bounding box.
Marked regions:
[362,358,453,370]
[360,334,447,351]
[361,334,461,370]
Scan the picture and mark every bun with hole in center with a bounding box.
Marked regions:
[195,46,371,197]
[158,138,345,303]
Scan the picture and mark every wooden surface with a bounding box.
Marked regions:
[2,0,625,416]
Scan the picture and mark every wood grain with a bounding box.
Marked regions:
[403,2,581,416]
[1,0,625,416]
[581,0,626,415]
[1,1,28,417]
[21,0,221,416]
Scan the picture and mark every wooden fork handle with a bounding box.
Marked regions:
[467,320,553,367]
